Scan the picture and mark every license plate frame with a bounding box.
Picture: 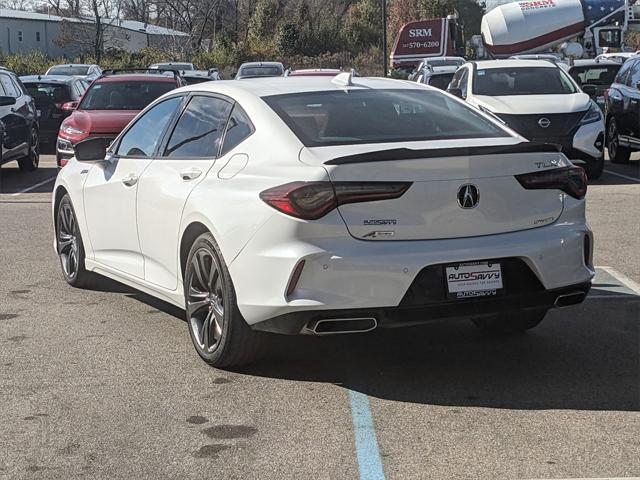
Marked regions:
[445,261,504,300]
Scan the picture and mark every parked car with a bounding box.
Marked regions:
[20,75,88,147]
[56,71,182,167]
[408,56,466,81]
[235,62,285,79]
[180,70,221,85]
[150,62,195,71]
[563,59,621,110]
[45,64,102,80]
[604,56,640,163]
[448,60,605,179]
[53,73,593,367]
[0,67,39,171]
[415,65,458,90]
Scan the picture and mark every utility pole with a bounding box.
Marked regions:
[382,0,388,76]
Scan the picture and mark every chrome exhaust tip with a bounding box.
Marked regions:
[303,317,378,335]
[554,291,586,308]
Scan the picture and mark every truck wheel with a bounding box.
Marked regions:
[471,309,546,334]
[607,118,631,164]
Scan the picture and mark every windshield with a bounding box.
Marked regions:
[24,83,71,104]
[264,89,509,147]
[569,65,621,86]
[48,66,90,76]
[427,73,455,90]
[79,81,176,110]
[474,67,577,95]
[239,66,283,78]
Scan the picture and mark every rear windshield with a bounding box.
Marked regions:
[48,66,90,76]
[79,81,176,110]
[427,73,455,90]
[240,66,283,77]
[264,89,509,147]
[474,67,577,95]
[24,83,71,103]
[569,65,621,86]
[153,63,193,71]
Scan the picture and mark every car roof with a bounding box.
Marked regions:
[475,59,558,69]
[96,74,177,83]
[422,56,465,62]
[170,75,432,98]
[569,59,622,67]
[239,62,284,68]
[49,64,95,68]
[20,74,78,83]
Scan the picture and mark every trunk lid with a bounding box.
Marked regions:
[300,139,568,241]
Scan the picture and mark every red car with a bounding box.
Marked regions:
[56,71,182,167]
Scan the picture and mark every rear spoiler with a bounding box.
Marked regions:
[324,143,561,165]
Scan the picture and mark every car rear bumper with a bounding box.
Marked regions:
[251,281,592,334]
[229,198,594,328]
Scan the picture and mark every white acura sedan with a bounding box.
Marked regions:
[52,73,594,367]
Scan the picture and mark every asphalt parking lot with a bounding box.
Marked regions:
[1,155,639,479]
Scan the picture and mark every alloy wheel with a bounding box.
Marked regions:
[57,202,79,279]
[187,248,226,354]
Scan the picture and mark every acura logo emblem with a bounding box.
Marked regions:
[457,184,479,209]
[538,117,551,128]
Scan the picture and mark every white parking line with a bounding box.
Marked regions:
[10,176,56,197]
[596,266,640,295]
[603,169,640,183]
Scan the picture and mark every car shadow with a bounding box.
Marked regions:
[0,165,58,194]
[236,297,640,412]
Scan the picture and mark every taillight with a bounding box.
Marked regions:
[259,181,412,220]
[515,166,587,199]
[61,101,78,111]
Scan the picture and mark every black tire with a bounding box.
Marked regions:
[584,156,604,180]
[184,232,264,368]
[607,117,631,164]
[56,194,92,288]
[471,309,547,334]
[17,127,40,172]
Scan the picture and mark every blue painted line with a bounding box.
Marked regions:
[349,389,386,480]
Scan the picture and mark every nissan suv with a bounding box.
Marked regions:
[448,60,605,179]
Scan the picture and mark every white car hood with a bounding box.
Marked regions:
[475,93,590,115]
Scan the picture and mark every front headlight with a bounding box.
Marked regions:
[61,125,86,136]
[579,101,602,126]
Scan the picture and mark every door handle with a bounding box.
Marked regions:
[122,174,138,187]
[181,168,202,181]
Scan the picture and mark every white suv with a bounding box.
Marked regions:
[447,60,605,179]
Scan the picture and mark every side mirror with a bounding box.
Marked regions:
[75,137,110,162]
[0,96,16,107]
[447,87,465,99]
[62,101,78,111]
[582,85,597,96]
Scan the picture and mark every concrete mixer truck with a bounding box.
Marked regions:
[481,0,640,58]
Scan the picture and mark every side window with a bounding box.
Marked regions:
[629,61,640,89]
[0,75,19,97]
[616,60,634,85]
[116,96,183,157]
[450,68,464,88]
[220,105,254,156]
[459,68,469,95]
[163,95,232,158]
